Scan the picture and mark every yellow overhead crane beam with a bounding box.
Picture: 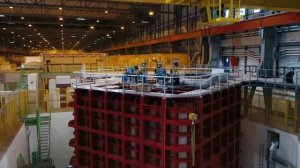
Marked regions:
[113,0,300,25]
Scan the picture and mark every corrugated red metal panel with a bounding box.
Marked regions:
[69,84,242,168]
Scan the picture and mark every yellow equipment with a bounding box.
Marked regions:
[188,113,199,167]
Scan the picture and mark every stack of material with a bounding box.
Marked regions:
[101,53,190,68]
[0,56,17,71]
[24,56,44,70]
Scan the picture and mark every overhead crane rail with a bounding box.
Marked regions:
[103,13,300,52]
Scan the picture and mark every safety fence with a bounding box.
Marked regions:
[0,89,74,149]
[73,66,300,93]
[25,89,74,113]
[0,92,19,147]
[247,94,300,134]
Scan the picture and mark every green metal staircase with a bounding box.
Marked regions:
[39,119,51,161]
[17,64,28,90]
[18,109,54,168]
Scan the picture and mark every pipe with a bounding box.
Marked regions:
[268,141,278,168]
[180,74,231,89]
[268,141,294,168]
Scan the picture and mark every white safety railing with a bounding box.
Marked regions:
[74,66,300,95]
[73,68,239,98]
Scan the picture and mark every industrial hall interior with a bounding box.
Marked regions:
[1,0,300,168]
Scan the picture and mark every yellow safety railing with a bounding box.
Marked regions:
[19,90,29,120]
[0,88,74,148]
[247,94,300,135]
[24,89,74,113]
[0,93,18,147]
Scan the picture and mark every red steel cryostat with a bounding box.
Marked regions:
[69,84,241,168]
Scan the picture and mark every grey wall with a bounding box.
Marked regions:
[240,119,300,168]
[0,124,29,168]
[50,112,73,168]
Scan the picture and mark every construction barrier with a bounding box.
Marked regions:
[0,88,74,148]
[0,93,18,147]
[247,94,300,134]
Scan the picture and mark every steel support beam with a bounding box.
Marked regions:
[260,27,277,78]
[243,86,256,116]
[209,35,221,68]
[103,13,300,52]
[202,36,209,64]
[263,87,273,123]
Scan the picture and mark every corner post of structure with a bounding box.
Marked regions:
[263,87,273,123]
[202,36,210,65]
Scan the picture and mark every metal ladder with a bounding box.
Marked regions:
[38,119,51,161]
[24,109,54,167]
[259,143,265,168]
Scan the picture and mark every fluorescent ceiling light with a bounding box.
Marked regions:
[148,10,154,16]
[77,18,85,21]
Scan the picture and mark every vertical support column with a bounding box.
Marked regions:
[294,91,300,133]
[148,45,152,54]
[243,86,256,116]
[202,36,209,65]
[260,27,276,77]
[209,36,222,68]
[263,87,273,123]
[171,41,179,53]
